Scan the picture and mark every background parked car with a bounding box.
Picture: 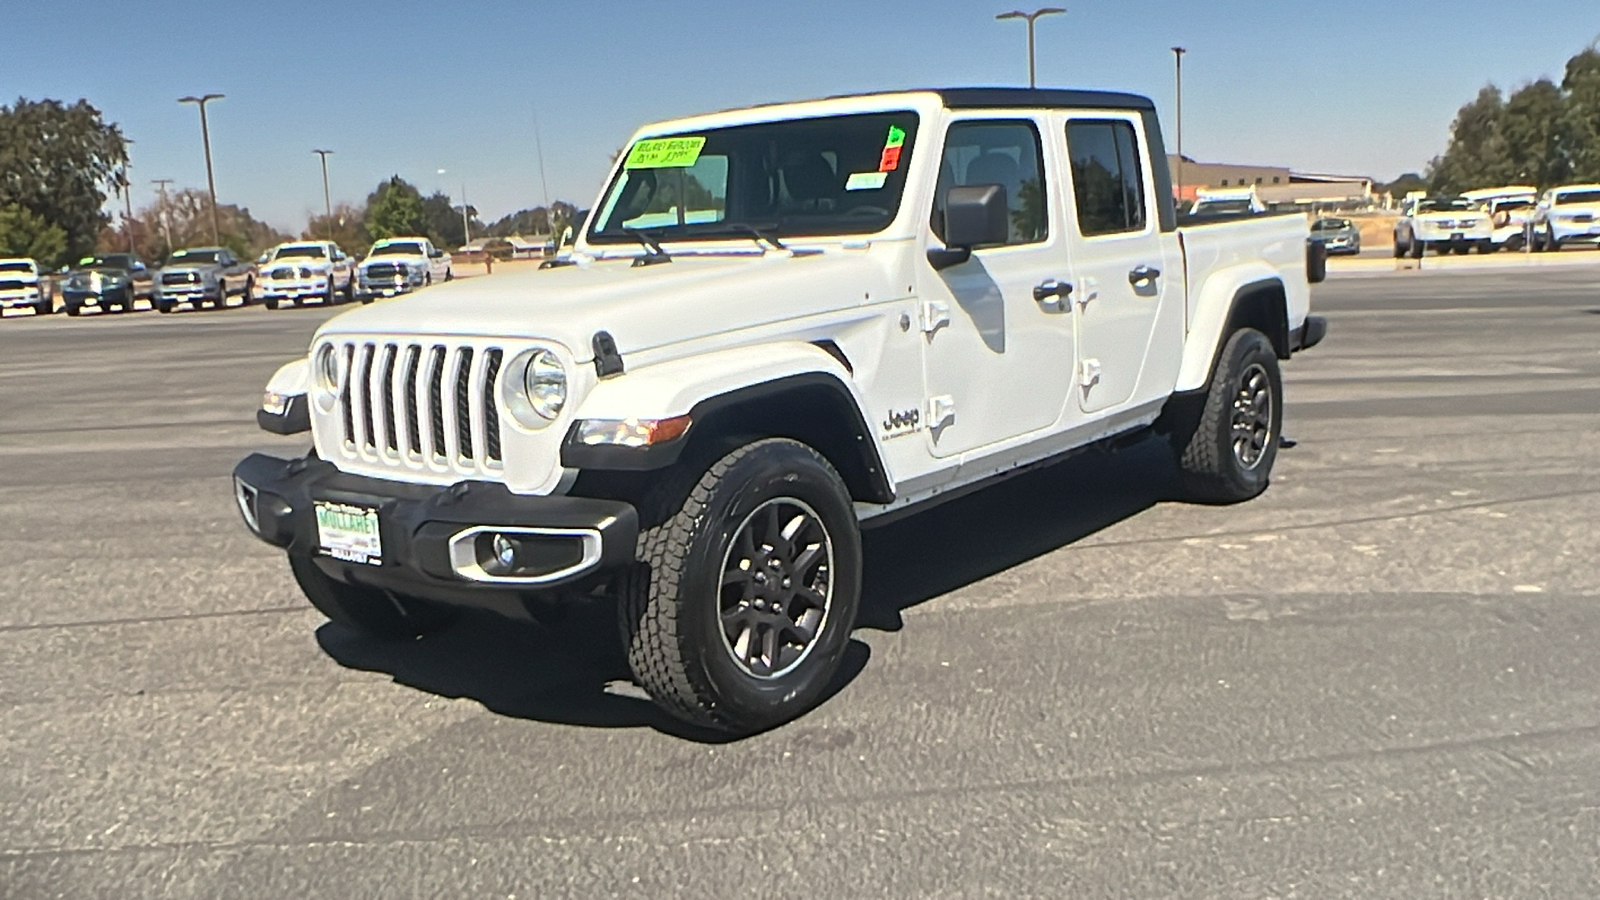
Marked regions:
[1463,185,1538,251]
[1393,196,1492,257]
[0,258,52,317]
[255,241,354,310]
[1309,217,1361,256]
[154,246,256,313]
[59,253,155,315]
[1526,184,1600,251]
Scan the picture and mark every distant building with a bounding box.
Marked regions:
[1169,156,1374,211]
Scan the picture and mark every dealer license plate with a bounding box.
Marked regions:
[1451,232,1464,241]
[314,501,382,566]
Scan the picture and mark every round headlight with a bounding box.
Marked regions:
[313,343,341,399]
[523,349,568,420]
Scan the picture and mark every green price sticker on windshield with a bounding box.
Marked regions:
[885,125,906,149]
[624,137,707,169]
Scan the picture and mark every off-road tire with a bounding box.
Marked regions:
[618,438,862,734]
[288,552,457,639]
[1171,328,1283,504]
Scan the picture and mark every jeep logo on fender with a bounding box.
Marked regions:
[882,407,920,436]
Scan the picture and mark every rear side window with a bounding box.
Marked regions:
[930,120,1048,246]
[1066,120,1148,237]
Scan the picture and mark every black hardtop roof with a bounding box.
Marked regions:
[703,87,1158,118]
[924,87,1156,111]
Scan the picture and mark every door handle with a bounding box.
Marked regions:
[1032,279,1073,303]
[1128,266,1161,286]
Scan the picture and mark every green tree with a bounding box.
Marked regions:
[420,190,481,249]
[364,176,428,241]
[1378,173,1428,199]
[1562,47,1600,180]
[1428,86,1508,193]
[0,203,67,262]
[304,202,370,256]
[1500,79,1572,187]
[0,97,128,265]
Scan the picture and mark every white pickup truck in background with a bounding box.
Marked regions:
[235,87,1326,734]
[0,258,51,316]
[354,237,452,303]
[1527,183,1600,251]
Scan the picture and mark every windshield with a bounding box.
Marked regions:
[1556,190,1600,205]
[272,245,328,260]
[1417,199,1475,213]
[1312,218,1351,230]
[588,111,920,245]
[77,254,136,269]
[168,250,219,265]
[1494,198,1534,211]
[370,242,424,257]
[1191,199,1254,216]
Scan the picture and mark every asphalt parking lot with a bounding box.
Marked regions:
[2,267,1597,898]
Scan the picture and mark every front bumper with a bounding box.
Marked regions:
[1318,236,1360,255]
[232,453,639,617]
[0,289,43,309]
[259,279,330,302]
[1548,221,1600,244]
[354,275,424,301]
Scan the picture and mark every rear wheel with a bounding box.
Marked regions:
[34,299,52,316]
[1392,234,1406,259]
[1409,238,1425,260]
[1170,328,1283,504]
[619,438,862,734]
[289,552,457,639]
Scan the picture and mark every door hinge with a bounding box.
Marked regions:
[1079,359,1102,388]
[927,394,956,428]
[920,300,951,335]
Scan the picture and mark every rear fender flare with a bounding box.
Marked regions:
[1175,269,1288,394]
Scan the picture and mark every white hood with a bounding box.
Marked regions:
[315,248,908,361]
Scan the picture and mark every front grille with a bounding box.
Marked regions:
[0,280,27,291]
[365,263,401,280]
[335,339,504,473]
[162,271,199,285]
[270,266,295,280]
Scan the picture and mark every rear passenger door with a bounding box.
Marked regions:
[1060,114,1171,414]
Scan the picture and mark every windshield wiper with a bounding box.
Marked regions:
[622,227,670,266]
[725,223,788,253]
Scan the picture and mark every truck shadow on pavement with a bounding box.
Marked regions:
[316,434,1177,741]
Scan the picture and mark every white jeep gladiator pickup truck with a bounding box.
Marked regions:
[234,88,1326,734]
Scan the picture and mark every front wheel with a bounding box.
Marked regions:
[156,298,175,314]
[289,552,457,638]
[1170,328,1284,504]
[619,438,862,735]
[34,299,52,316]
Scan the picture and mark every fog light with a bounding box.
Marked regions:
[492,533,517,572]
[233,477,260,533]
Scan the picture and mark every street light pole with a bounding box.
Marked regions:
[151,178,173,255]
[312,149,334,238]
[1172,47,1187,209]
[119,164,135,254]
[460,182,471,246]
[995,7,1066,88]
[178,93,224,245]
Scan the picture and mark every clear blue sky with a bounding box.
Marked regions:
[5,0,1596,232]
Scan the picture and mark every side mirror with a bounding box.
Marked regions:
[429,249,443,258]
[929,184,1009,270]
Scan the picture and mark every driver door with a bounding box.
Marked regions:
[915,116,1077,459]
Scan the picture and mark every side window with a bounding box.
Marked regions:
[930,120,1047,246]
[1066,119,1148,237]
